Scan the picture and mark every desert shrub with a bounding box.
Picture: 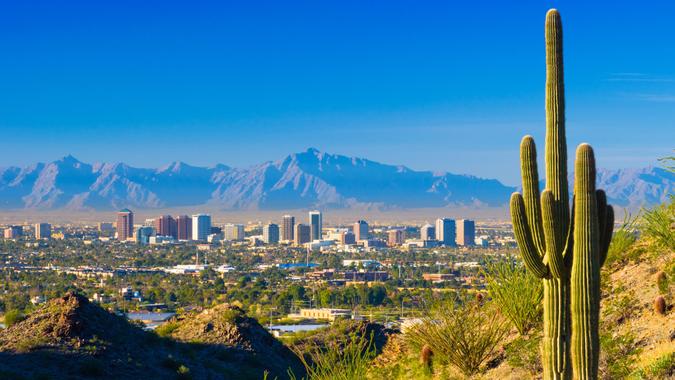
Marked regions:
[155,321,180,337]
[290,331,376,380]
[641,201,675,251]
[655,271,670,295]
[405,296,509,376]
[176,365,192,380]
[505,333,542,376]
[605,212,639,267]
[629,351,675,379]
[483,258,543,335]
[4,310,25,327]
[603,283,640,325]
[599,330,641,379]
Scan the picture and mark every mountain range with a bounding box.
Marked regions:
[0,148,671,211]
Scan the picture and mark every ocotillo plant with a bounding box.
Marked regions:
[510,9,614,380]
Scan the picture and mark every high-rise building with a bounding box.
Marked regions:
[116,209,134,241]
[263,223,280,244]
[223,223,245,241]
[456,219,476,246]
[176,215,192,240]
[4,226,22,239]
[353,220,369,241]
[309,210,322,241]
[34,223,51,239]
[192,214,211,241]
[294,223,311,246]
[134,226,154,245]
[282,215,295,241]
[388,229,404,246]
[435,218,457,246]
[154,215,177,238]
[420,224,435,241]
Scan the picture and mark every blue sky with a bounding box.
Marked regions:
[1,1,673,185]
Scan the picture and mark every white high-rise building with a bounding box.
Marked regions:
[223,223,245,241]
[309,210,322,241]
[353,220,369,241]
[457,219,476,246]
[191,214,211,242]
[435,218,456,246]
[420,223,435,241]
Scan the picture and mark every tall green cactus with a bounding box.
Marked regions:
[510,9,572,380]
[571,145,614,379]
[510,9,614,380]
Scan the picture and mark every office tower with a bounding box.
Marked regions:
[116,209,134,241]
[435,218,457,246]
[155,215,177,238]
[134,226,154,245]
[456,219,476,246]
[282,215,295,241]
[191,214,211,241]
[263,223,280,244]
[223,223,245,241]
[294,224,311,246]
[353,220,369,241]
[34,223,51,239]
[176,215,192,240]
[4,226,22,239]
[420,223,435,241]
[98,222,114,237]
[309,210,322,241]
[388,229,404,246]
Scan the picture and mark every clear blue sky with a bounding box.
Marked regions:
[1,1,673,185]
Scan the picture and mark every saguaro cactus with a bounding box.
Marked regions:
[510,9,572,380]
[510,9,614,380]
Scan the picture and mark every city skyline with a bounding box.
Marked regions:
[1,2,674,185]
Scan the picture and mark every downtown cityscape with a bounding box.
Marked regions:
[0,2,673,380]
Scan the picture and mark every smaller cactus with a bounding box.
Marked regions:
[420,344,434,373]
[655,296,667,315]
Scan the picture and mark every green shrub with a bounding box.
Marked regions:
[599,330,641,379]
[155,321,180,337]
[505,334,542,376]
[483,258,542,335]
[641,201,675,251]
[605,213,638,267]
[655,271,670,295]
[290,331,376,380]
[405,296,509,376]
[629,351,675,379]
[176,365,192,380]
[4,310,25,327]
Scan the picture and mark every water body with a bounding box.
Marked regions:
[268,324,328,333]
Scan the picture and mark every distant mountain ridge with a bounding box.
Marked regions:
[0,149,671,211]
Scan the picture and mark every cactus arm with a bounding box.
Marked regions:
[599,205,614,267]
[521,136,547,254]
[511,192,550,279]
[571,144,601,379]
[545,9,570,236]
[541,190,566,278]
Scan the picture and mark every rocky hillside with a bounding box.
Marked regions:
[0,293,302,380]
[0,149,669,211]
